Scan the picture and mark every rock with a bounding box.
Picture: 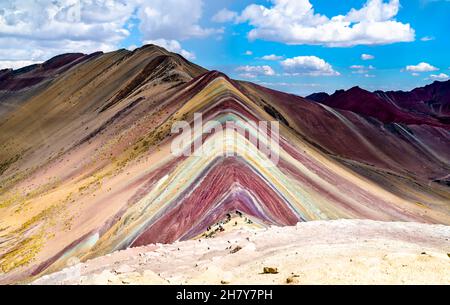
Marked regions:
[286,274,300,284]
[263,267,278,274]
[230,245,242,254]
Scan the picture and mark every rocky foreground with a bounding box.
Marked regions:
[33,220,450,285]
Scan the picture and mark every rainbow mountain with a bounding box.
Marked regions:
[0,45,449,283]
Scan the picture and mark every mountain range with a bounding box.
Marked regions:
[307,82,450,126]
[0,45,449,284]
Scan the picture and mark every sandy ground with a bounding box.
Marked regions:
[32,219,450,285]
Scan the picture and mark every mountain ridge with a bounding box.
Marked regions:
[0,45,449,284]
[307,81,450,127]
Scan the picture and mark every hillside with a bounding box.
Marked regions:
[0,45,449,284]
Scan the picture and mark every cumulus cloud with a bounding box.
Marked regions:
[0,0,217,68]
[245,50,253,55]
[430,73,449,80]
[144,39,195,60]
[236,0,415,47]
[261,54,284,61]
[0,0,134,42]
[405,62,438,72]
[137,0,221,41]
[0,0,133,63]
[212,8,238,23]
[281,56,340,76]
[361,53,375,60]
[236,65,276,78]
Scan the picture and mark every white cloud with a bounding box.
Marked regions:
[405,62,438,72]
[144,39,195,60]
[237,73,258,79]
[236,65,275,78]
[212,8,238,23]
[245,50,253,55]
[237,0,415,47]
[281,56,339,76]
[430,73,449,80]
[137,0,222,41]
[0,0,134,62]
[420,36,435,41]
[350,64,375,74]
[361,53,375,60]
[0,0,217,64]
[0,60,40,70]
[411,72,420,76]
[0,0,134,41]
[261,54,284,61]
[0,37,118,63]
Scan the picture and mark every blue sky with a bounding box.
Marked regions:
[0,0,449,96]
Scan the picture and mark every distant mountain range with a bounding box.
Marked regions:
[306,81,450,126]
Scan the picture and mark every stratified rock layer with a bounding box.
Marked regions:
[0,45,449,284]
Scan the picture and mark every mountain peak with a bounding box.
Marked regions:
[348,85,364,91]
[306,92,330,103]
